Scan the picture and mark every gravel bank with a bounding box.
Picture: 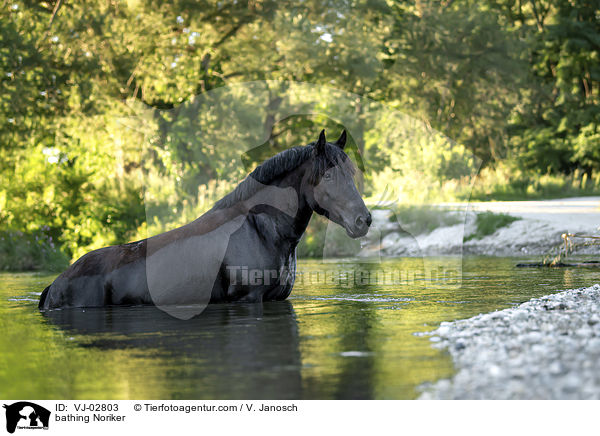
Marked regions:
[418,284,600,399]
[361,197,600,257]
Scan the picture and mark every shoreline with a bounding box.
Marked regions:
[418,284,600,399]
[362,196,600,258]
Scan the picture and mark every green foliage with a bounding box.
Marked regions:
[297,215,361,259]
[364,112,480,203]
[1,0,599,269]
[297,215,328,258]
[380,1,525,164]
[501,0,600,174]
[388,205,462,236]
[465,212,520,241]
[469,163,600,201]
[0,229,69,271]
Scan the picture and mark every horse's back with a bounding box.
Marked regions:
[40,243,149,309]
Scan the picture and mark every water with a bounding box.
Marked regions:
[1,256,599,399]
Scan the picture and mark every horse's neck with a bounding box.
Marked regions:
[251,200,312,248]
[249,169,313,248]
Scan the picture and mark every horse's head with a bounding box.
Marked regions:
[304,130,371,238]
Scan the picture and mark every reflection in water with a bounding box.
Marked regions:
[2,257,600,399]
[44,302,302,399]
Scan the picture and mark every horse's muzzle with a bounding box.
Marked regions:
[347,211,372,238]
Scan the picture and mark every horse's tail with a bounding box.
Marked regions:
[38,286,50,309]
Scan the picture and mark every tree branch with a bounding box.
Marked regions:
[48,0,62,28]
[529,0,545,32]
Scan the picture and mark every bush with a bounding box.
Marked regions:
[465,212,519,241]
[388,205,462,235]
[468,164,600,201]
[0,229,70,272]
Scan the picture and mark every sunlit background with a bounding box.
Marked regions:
[1,0,599,267]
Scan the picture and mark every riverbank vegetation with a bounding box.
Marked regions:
[464,212,520,242]
[387,206,463,236]
[1,1,598,268]
[0,229,69,271]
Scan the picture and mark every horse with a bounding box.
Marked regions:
[38,130,372,318]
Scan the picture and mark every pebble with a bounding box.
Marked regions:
[419,284,600,399]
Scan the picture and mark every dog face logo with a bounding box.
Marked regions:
[3,402,50,433]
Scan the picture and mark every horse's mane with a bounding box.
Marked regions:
[212,142,353,210]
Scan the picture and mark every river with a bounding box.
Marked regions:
[1,256,599,399]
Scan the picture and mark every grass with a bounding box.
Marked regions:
[469,182,600,201]
[464,212,520,241]
[387,205,519,242]
[387,205,462,236]
[467,166,600,201]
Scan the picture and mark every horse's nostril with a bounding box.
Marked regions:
[355,213,371,229]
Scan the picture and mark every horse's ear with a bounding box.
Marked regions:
[316,129,326,154]
[334,130,347,149]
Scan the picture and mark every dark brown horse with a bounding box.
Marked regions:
[39,130,371,319]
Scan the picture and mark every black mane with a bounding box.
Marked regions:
[212,142,354,210]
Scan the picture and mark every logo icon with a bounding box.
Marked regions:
[3,402,50,434]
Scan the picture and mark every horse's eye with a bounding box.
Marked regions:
[323,173,332,181]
